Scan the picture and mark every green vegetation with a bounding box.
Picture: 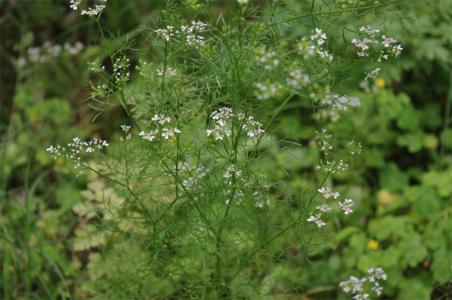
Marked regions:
[0,1,451,299]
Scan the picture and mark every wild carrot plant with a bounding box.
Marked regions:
[45,1,405,298]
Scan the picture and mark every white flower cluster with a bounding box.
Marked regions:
[47,137,109,169]
[69,0,107,16]
[340,268,387,299]
[154,21,207,47]
[20,41,84,66]
[223,164,248,206]
[296,28,333,61]
[379,35,403,61]
[207,107,233,141]
[176,162,209,190]
[351,25,402,61]
[238,113,265,138]
[139,114,181,142]
[113,56,130,86]
[339,199,354,215]
[318,186,340,199]
[223,164,243,185]
[254,190,270,208]
[307,187,354,228]
[319,93,361,122]
[255,46,280,70]
[207,108,264,141]
[346,140,362,156]
[318,159,348,173]
[315,129,333,154]
[89,56,129,98]
[88,59,105,73]
[286,68,311,90]
[120,125,132,141]
[351,26,380,57]
[254,82,282,100]
[156,66,177,77]
[314,129,349,173]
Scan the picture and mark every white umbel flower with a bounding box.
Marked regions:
[318,187,340,199]
[307,214,326,228]
[339,199,354,215]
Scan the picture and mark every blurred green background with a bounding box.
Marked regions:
[0,0,451,299]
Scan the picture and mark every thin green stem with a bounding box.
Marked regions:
[270,0,407,26]
[230,172,330,282]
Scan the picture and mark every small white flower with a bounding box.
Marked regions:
[242,116,265,139]
[307,214,326,228]
[318,187,340,199]
[381,35,397,48]
[69,0,81,10]
[353,293,370,300]
[70,0,107,16]
[367,267,387,282]
[316,204,332,212]
[224,164,242,179]
[152,114,171,125]
[339,199,354,215]
[47,137,108,170]
[255,46,280,70]
[372,282,383,296]
[254,82,281,100]
[155,21,207,47]
[286,69,310,90]
[359,25,380,37]
[340,276,366,294]
[139,130,158,142]
[340,267,387,299]
[310,28,327,46]
[161,128,181,140]
[120,125,131,132]
[351,38,372,57]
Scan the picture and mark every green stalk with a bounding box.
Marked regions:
[270,0,407,26]
[230,173,330,282]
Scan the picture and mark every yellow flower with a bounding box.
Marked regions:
[423,134,438,150]
[375,78,385,89]
[368,239,379,250]
[377,189,394,206]
[56,157,65,166]
[29,110,39,123]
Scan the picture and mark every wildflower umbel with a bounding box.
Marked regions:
[254,82,282,101]
[350,25,403,62]
[296,28,333,61]
[307,214,326,228]
[315,130,350,174]
[139,114,181,142]
[23,41,84,66]
[178,162,209,190]
[318,187,340,199]
[207,108,264,141]
[154,21,207,47]
[47,137,109,169]
[318,93,361,122]
[308,185,354,228]
[69,0,107,16]
[340,267,387,299]
[286,68,311,90]
[339,199,354,215]
[120,125,132,141]
[255,46,280,70]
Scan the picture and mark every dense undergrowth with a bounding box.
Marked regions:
[0,1,451,299]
